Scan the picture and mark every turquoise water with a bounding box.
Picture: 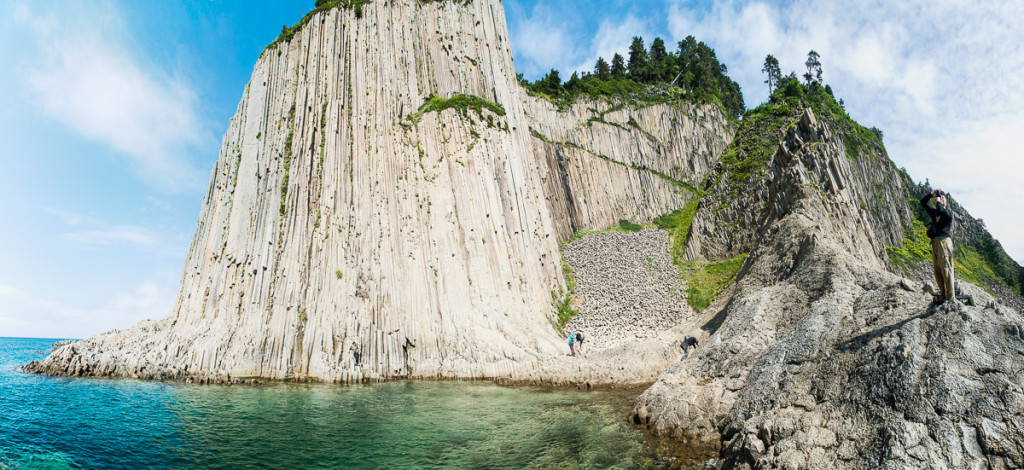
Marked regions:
[0,337,669,469]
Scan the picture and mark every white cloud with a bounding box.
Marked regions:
[14,2,207,192]
[0,280,174,339]
[658,0,1024,264]
[508,2,578,78]
[569,15,653,77]
[42,206,182,253]
[65,226,163,247]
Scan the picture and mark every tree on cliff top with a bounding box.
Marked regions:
[611,53,627,79]
[762,54,781,94]
[520,34,744,119]
[804,50,822,84]
[628,36,649,82]
[594,57,611,81]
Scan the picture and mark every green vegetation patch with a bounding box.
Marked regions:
[682,253,748,311]
[519,35,744,119]
[653,198,700,265]
[552,253,579,330]
[718,99,799,190]
[885,202,932,270]
[552,289,578,330]
[653,200,744,311]
[800,82,884,161]
[955,246,1001,295]
[266,0,374,53]
[406,93,506,126]
[618,219,643,232]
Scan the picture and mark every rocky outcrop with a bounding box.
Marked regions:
[25,0,731,383]
[633,109,1024,468]
[685,107,913,265]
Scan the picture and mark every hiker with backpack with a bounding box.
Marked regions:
[922,188,955,302]
[567,332,575,356]
[574,332,585,354]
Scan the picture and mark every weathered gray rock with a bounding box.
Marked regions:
[25,0,731,383]
[634,109,1024,468]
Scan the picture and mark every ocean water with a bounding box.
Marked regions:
[0,337,674,469]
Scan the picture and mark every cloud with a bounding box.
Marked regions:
[14,2,208,192]
[507,2,578,78]
[659,0,1024,264]
[0,280,174,339]
[569,15,652,77]
[41,206,183,253]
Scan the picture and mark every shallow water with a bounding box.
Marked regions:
[0,337,690,469]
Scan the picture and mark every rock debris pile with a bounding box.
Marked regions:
[562,228,694,345]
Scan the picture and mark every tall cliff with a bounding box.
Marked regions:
[27,0,732,382]
[633,98,1024,468]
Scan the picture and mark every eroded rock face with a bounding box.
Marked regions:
[633,109,1024,468]
[25,0,731,383]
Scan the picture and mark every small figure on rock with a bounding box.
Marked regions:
[681,336,699,355]
[567,332,575,356]
[921,188,955,302]
[350,341,362,366]
[575,332,585,354]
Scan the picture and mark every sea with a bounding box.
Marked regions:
[0,337,695,469]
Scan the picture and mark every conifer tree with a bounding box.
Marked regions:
[594,57,611,81]
[762,54,781,94]
[649,37,669,82]
[628,36,649,82]
[804,50,822,84]
[610,53,626,79]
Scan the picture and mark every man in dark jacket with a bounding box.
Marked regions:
[681,336,699,355]
[922,189,955,302]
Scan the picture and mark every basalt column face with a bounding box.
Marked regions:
[28,0,732,382]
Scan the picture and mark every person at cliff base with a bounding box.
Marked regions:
[350,341,361,366]
[922,188,955,302]
[681,336,699,355]
[567,332,575,356]
[575,332,585,353]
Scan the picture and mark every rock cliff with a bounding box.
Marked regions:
[25,0,731,383]
[25,2,1024,467]
[633,107,1024,468]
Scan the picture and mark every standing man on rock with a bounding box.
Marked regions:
[922,188,955,302]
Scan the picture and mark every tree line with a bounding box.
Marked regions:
[762,50,833,104]
[519,35,745,119]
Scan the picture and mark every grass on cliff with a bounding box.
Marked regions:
[653,199,746,311]
[406,93,506,126]
[653,199,699,265]
[553,253,578,330]
[266,0,374,53]
[682,253,748,311]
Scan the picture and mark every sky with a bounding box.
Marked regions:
[0,0,1021,339]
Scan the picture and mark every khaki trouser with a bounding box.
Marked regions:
[931,236,955,301]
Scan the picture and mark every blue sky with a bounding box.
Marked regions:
[1,0,1021,339]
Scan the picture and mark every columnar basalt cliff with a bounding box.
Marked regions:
[26,0,732,382]
[25,2,1024,467]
